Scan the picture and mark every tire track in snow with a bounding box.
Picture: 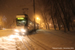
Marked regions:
[22,36,34,50]
[16,37,28,50]
[27,35,53,50]
[16,36,34,50]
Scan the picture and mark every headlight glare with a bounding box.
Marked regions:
[21,29,26,32]
[14,29,19,32]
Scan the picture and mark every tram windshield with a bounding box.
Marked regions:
[16,17,26,26]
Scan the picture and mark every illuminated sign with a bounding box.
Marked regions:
[17,18,24,20]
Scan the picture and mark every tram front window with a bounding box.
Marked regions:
[16,17,26,26]
[16,20,26,26]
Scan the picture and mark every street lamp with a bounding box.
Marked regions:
[33,0,36,30]
[36,17,40,20]
[36,17,40,23]
[36,17,41,29]
[37,18,39,20]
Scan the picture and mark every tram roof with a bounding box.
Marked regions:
[16,14,28,18]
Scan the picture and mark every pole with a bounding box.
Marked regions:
[33,0,36,30]
[22,8,28,14]
[40,21,41,29]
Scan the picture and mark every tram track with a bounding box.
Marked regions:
[16,36,35,50]
[24,36,44,50]
[27,35,52,50]
[22,36,34,50]
[16,34,52,50]
[16,37,28,50]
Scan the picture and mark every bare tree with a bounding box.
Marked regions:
[36,0,75,31]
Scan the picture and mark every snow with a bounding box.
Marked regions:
[28,29,75,50]
[0,36,17,50]
[0,29,75,50]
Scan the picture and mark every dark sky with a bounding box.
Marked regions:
[0,0,34,22]
[0,0,74,28]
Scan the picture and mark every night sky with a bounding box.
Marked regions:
[0,0,34,24]
[0,0,75,28]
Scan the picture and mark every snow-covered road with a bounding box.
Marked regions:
[0,29,75,50]
[0,35,51,50]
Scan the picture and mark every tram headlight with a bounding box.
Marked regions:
[21,29,26,32]
[14,29,19,32]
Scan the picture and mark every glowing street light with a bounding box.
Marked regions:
[36,17,41,29]
[36,17,40,24]
[37,18,39,20]
[36,17,40,20]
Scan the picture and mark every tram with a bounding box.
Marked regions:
[14,14,38,35]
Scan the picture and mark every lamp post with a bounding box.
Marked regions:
[33,0,36,31]
[36,17,40,29]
